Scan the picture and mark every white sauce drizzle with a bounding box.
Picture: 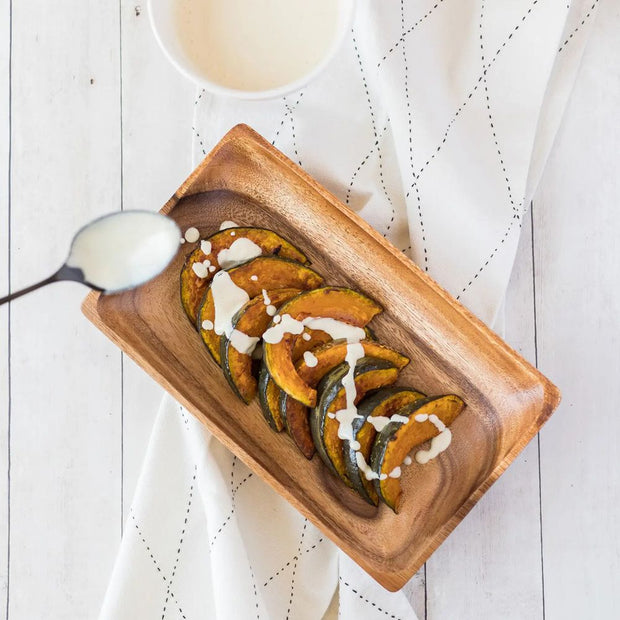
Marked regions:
[261,289,271,305]
[230,231,236,236]
[211,271,250,337]
[201,319,214,331]
[302,332,311,341]
[200,239,212,255]
[273,315,281,324]
[356,452,388,481]
[266,305,277,316]
[262,315,365,344]
[366,416,392,432]
[391,414,410,424]
[413,413,453,465]
[192,262,209,278]
[303,351,318,367]
[184,227,200,243]
[404,456,412,466]
[250,275,258,281]
[217,238,262,269]
[229,329,260,355]
[332,343,365,451]
[180,238,186,244]
[209,265,216,272]
[219,220,238,230]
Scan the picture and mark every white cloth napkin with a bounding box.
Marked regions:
[101,1,599,618]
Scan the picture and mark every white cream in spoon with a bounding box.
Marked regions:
[65,211,180,293]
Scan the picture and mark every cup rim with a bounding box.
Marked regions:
[147,0,356,101]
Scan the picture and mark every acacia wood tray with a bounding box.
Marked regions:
[82,124,560,591]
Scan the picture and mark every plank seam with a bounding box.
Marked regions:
[5,1,12,617]
[531,201,546,620]
[119,0,125,539]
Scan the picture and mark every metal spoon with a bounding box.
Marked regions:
[0,211,181,305]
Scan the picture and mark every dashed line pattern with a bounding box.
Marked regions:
[558,1,599,52]
[339,577,405,619]
[479,0,517,213]
[345,123,389,206]
[262,538,324,587]
[377,0,446,68]
[285,520,308,620]
[351,31,395,236]
[161,466,197,619]
[131,514,187,619]
[284,96,302,166]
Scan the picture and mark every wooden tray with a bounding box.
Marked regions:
[82,124,560,591]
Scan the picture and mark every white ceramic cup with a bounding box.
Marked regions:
[148,0,355,100]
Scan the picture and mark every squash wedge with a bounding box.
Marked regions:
[309,357,400,489]
[198,257,323,365]
[259,330,332,432]
[181,227,308,325]
[370,394,465,512]
[220,288,300,404]
[281,340,410,459]
[263,287,382,407]
[344,388,426,506]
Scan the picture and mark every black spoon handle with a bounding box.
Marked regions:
[0,265,86,306]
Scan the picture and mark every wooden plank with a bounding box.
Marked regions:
[534,4,620,618]
[426,210,544,619]
[0,0,10,614]
[119,0,196,524]
[8,1,121,616]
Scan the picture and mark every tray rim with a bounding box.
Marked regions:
[82,123,561,590]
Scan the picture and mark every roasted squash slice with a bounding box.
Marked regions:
[309,357,400,489]
[220,288,300,404]
[258,330,332,432]
[370,394,465,512]
[263,287,383,407]
[281,340,409,459]
[344,388,426,506]
[181,227,308,325]
[198,257,323,365]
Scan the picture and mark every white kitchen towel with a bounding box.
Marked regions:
[101,1,599,618]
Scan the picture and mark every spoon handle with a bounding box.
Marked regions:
[0,265,86,306]
[0,273,60,306]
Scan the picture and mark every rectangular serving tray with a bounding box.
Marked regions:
[82,124,560,591]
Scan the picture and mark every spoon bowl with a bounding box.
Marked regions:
[0,211,181,305]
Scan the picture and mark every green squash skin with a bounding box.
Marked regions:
[257,363,283,432]
[309,357,397,489]
[219,306,251,404]
[370,394,465,511]
[344,387,427,506]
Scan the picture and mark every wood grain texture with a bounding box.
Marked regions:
[82,124,560,591]
[535,3,620,616]
[8,1,122,616]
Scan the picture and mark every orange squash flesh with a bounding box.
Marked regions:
[180,227,308,325]
[198,257,323,365]
[263,287,383,406]
[371,394,465,512]
[259,330,331,432]
[320,367,400,487]
[220,289,300,403]
[282,340,410,459]
[346,388,426,505]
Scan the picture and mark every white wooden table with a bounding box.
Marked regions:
[1,2,618,618]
